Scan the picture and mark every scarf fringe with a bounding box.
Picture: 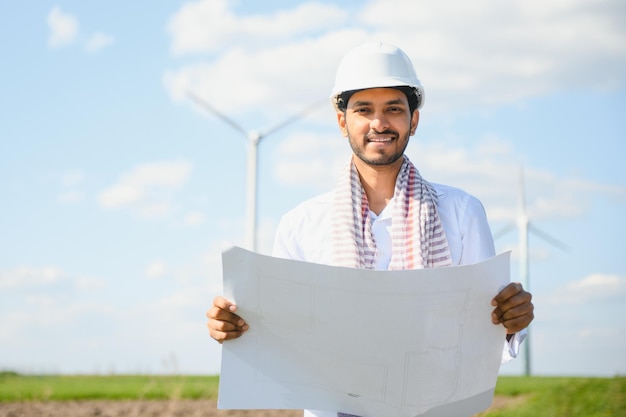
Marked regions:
[332,156,452,270]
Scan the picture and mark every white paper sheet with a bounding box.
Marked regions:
[218,246,510,417]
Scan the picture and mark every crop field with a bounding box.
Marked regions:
[0,372,624,417]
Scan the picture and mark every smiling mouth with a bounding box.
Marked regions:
[367,136,394,143]
[366,130,398,143]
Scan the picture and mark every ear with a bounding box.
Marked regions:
[410,109,420,136]
[336,111,348,137]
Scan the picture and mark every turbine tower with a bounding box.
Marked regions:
[187,92,325,251]
[496,166,568,376]
[517,168,531,376]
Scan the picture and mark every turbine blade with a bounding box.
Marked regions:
[187,91,249,138]
[260,98,327,138]
[528,223,570,252]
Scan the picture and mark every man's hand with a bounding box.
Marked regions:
[206,296,249,343]
[491,282,534,334]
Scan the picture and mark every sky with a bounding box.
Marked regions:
[0,0,625,377]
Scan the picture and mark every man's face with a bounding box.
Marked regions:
[337,87,419,167]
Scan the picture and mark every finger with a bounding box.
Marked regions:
[207,316,242,333]
[206,296,249,343]
[207,304,245,326]
[207,316,249,337]
[500,307,534,334]
[492,290,532,321]
[206,310,249,343]
[208,325,248,344]
[491,283,531,315]
[212,296,238,313]
[493,299,534,323]
[206,296,247,326]
[492,301,534,333]
[491,282,524,306]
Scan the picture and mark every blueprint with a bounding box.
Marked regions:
[218,246,510,417]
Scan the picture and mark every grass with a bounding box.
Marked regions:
[0,372,624,416]
[491,376,626,416]
[0,372,218,401]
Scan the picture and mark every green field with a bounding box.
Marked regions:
[0,372,218,401]
[0,372,624,416]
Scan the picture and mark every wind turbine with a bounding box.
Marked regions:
[187,91,326,251]
[494,166,568,376]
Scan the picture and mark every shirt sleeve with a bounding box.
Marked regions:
[457,193,496,264]
[272,210,307,261]
[501,329,528,364]
[272,214,297,259]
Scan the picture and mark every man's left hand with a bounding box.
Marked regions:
[491,282,534,334]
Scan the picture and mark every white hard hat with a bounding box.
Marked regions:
[331,42,425,109]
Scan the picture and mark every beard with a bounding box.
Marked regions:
[348,128,410,166]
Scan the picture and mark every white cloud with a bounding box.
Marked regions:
[167,0,347,55]
[120,160,192,188]
[47,7,114,53]
[546,273,626,304]
[145,261,167,279]
[164,0,626,115]
[98,160,193,218]
[85,32,115,52]
[74,276,107,291]
[566,273,626,299]
[184,211,206,226]
[98,183,142,208]
[47,6,78,48]
[0,296,117,343]
[0,266,108,293]
[358,0,626,100]
[0,250,220,374]
[163,31,358,114]
[0,266,63,289]
[407,140,625,223]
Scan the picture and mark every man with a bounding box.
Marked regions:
[207,42,534,417]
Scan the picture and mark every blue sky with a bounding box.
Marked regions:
[1,0,625,377]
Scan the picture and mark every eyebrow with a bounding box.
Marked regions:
[351,98,406,107]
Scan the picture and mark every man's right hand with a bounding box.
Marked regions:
[206,296,249,343]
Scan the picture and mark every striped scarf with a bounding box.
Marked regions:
[331,155,452,270]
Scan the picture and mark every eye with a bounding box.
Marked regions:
[353,107,371,114]
[387,106,404,113]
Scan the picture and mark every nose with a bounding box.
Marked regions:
[370,111,389,132]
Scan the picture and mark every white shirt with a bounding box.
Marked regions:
[274,183,496,266]
[272,183,525,417]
